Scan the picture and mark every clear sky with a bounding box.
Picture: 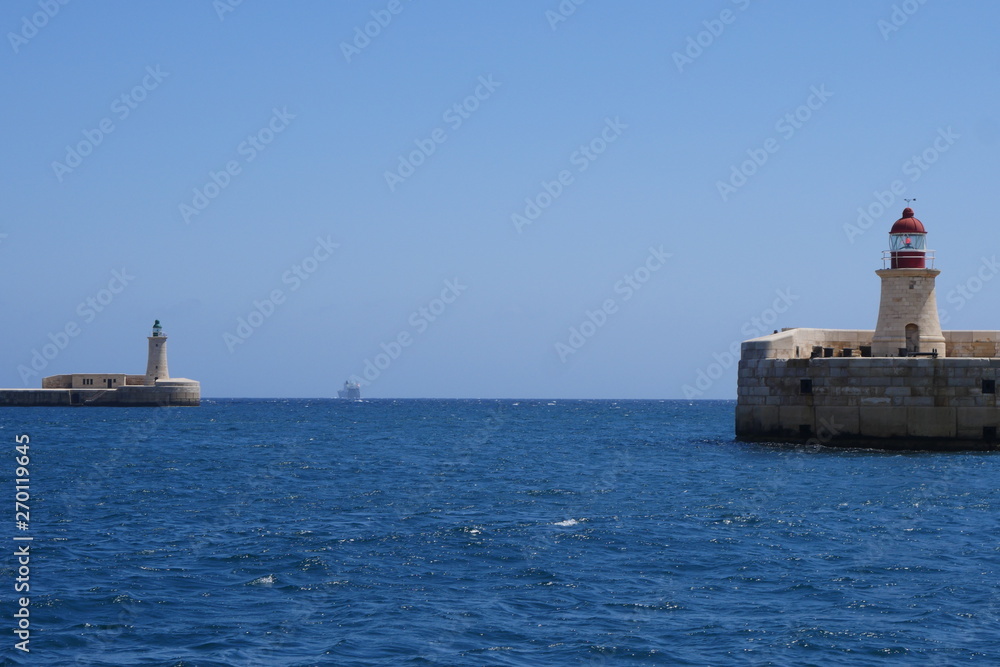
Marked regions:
[2,1,999,399]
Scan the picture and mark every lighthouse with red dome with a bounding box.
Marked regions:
[736,203,1000,448]
[887,207,928,269]
[871,207,946,357]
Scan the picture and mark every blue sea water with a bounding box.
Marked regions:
[3,399,1000,666]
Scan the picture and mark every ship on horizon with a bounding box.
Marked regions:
[338,380,361,399]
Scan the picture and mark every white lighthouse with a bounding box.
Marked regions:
[144,319,170,385]
[871,208,946,358]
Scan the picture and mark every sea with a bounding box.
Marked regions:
[3,399,999,666]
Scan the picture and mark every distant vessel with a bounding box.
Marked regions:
[338,380,361,399]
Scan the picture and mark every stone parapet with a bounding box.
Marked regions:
[943,331,1000,357]
[741,328,876,360]
[741,328,1000,360]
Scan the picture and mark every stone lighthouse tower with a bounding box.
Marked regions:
[144,320,170,385]
[871,208,946,357]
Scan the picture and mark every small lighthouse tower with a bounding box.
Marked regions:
[144,320,170,385]
[871,208,946,357]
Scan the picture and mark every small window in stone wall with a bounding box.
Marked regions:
[983,379,996,394]
[800,379,812,394]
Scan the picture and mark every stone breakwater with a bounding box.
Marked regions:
[736,328,1000,450]
[0,382,199,407]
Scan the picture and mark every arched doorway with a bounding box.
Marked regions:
[905,323,919,355]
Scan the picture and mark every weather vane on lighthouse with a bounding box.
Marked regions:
[905,197,917,206]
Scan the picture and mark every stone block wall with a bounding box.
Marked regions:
[737,328,1000,448]
[0,382,200,407]
[70,374,127,389]
[108,382,200,406]
[0,390,74,406]
[872,268,945,356]
[740,328,876,361]
[41,375,72,388]
[943,331,1000,357]
[740,328,1000,360]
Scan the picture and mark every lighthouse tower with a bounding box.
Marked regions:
[871,208,946,357]
[144,320,170,385]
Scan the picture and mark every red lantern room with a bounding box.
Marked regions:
[885,207,930,269]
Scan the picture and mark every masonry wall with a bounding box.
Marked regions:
[43,374,150,388]
[737,328,1000,448]
[41,375,72,389]
[0,390,75,406]
[97,383,200,406]
[70,374,127,389]
[0,383,200,407]
[943,332,1000,357]
[740,328,1000,360]
[872,269,946,356]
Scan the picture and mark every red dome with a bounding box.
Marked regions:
[890,207,926,234]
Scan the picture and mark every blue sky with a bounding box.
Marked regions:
[2,1,999,399]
